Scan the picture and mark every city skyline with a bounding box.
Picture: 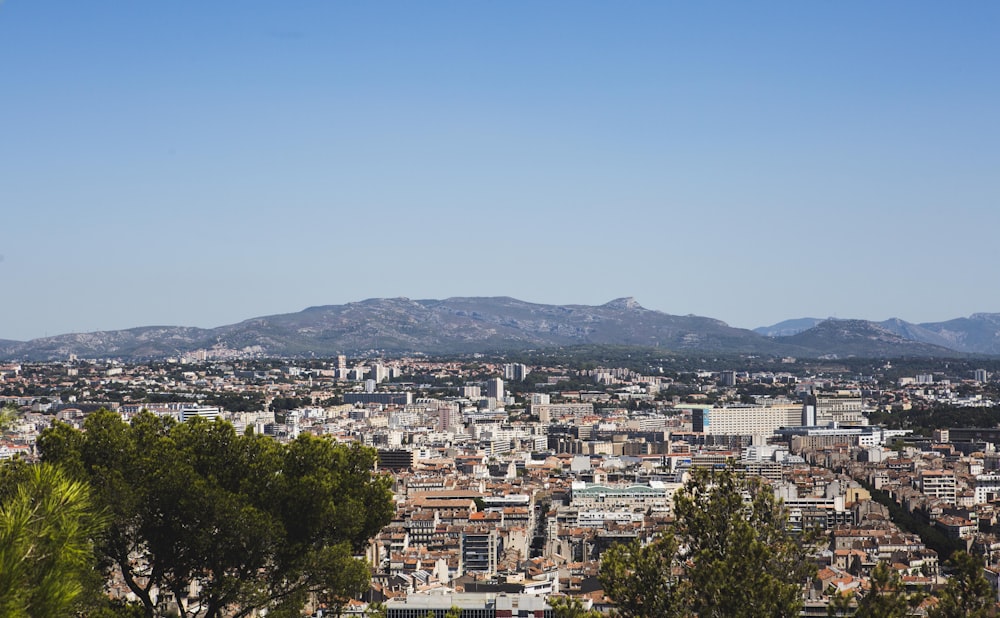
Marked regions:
[3,2,998,341]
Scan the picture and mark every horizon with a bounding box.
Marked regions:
[3,2,998,341]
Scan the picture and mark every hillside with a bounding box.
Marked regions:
[774,319,962,359]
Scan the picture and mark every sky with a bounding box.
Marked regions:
[2,2,998,341]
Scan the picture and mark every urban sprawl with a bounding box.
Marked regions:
[3,354,1000,616]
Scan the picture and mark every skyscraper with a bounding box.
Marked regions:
[486,377,504,400]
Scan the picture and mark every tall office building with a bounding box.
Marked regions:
[462,528,499,575]
[486,377,504,400]
[803,400,816,426]
[369,363,389,384]
[437,402,462,432]
[503,363,529,381]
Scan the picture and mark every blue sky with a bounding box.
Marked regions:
[2,2,998,341]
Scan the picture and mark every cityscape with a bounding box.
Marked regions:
[3,1,999,616]
[5,344,1000,615]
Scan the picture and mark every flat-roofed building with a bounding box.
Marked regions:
[975,474,1000,504]
[532,402,593,423]
[690,402,803,437]
[385,592,554,618]
[570,480,683,515]
[811,394,866,426]
[919,469,957,503]
[344,392,413,406]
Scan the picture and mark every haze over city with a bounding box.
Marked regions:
[2,2,998,342]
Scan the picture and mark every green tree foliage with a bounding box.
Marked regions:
[548,596,603,618]
[676,468,816,617]
[853,561,916,618]
[868,404,1000,432]
[0,462,107,618]
[270,396,312,412]
[200,391,265,412]
[826,589,856,617]
[599,468,815,618]
[929,551,998,618]
[364,602,387,618]
[0,404,18,430]
[599,535,684,618]
[38,409,394,618]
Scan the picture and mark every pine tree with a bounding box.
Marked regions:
[929,551,997,618]
[854,561,912,618]
[0,463,107,617]
[599,467,815,617]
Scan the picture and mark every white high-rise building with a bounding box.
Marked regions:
[503,363,529,381]
[486,377,504,400]
[369,363,389,383]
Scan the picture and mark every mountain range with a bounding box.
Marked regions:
[754,314,1000,356]
[1,297,998,361]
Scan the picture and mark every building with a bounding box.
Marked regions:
[343,392,413,406]
[530,393,550,406]
[570,480,682,515]
[690,402,803,437]
[485,377,504,401]
[974,474,1000,504]
[369,363,389,384]
[919,470,957,503]
[778,426,909,449]
[462,527,500,576]
[503,363,529,382]
[437,402,462,433]
[377,448,415,471]
[385,593,553,618]
[532,402,593,424]
[809,394,866,426]
[179,406,221,423]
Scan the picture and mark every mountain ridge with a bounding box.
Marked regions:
[756,314,1000,355]
[0,298,996,361]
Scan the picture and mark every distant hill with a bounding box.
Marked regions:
[757,314,1000,357]
[774,319,962,358]
[901,313,1000,355]
[876,318,960,351]
[754,318,826,337]
[0,298,997,361]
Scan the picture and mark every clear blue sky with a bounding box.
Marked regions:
[2,2,998,341]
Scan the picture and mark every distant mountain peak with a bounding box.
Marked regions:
[603,297,642,310]
[754,317,825,338]
[970,312,1000,322]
